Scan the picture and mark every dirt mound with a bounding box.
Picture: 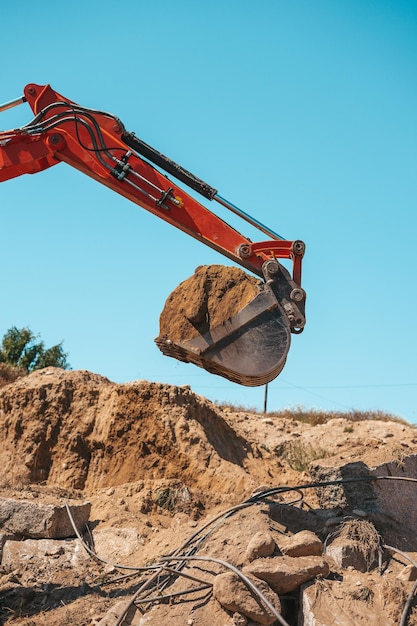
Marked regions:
[0,367,280,496]
[157,264,262,342]
[2,369,417,626]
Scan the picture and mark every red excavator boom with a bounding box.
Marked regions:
[0,83,306,386]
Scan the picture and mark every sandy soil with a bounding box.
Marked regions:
[0,368,417,625]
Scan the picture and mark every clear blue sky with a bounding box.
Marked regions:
[1,1,416,421]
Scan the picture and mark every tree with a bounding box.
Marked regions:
[0,326,70,372]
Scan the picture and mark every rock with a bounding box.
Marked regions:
[325,540,372,573]
[370,454,417,530]
[0,496,91,539]
[397,564,417,582]
[324,519,380,572]
[300,575,402,625]
[308,461,377,511]
[92,527,142,562]
[278,530,323,557]
[244,556,330,594]
[246,531,276,561]
[213,571,281,626]
[96,599,141,625]
[324,516,344,529]
[309,456,417,532]
[2,537,88,571]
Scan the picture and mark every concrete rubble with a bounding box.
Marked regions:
[3,457,417,625]
[244,555,330,595]
[0,496,91,539]
[309,455,417,530]
[213,571,281,625]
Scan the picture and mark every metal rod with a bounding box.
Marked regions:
[214,193,285,240]
[135,583,212,605]
[0,95,26,113]
[161,565,213,586]
[122,131,217,200]
[263,383,268,413]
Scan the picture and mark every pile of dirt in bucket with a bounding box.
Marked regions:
[157,264,262,342]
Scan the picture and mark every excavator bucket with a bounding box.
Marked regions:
[155,263,305,387]
[156,286,291,386]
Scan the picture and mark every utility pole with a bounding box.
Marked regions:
[263,383,268,414]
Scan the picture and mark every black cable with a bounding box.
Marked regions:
[23,103,129,161]
[22,100,124,133]
[67,475,417,626]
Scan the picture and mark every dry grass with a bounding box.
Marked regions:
[220,401,409,427]
[348,585,375,604]
[380,577,408,622]
[281,440,329,472]
[0,362,26,388]
[270,407,410,426]
[153,484,193,512]
[335,519,382,570]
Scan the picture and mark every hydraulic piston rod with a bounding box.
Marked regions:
[0,95,26,114]
[122,130,285,240]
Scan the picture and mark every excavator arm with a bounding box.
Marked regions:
[0,83,306,386]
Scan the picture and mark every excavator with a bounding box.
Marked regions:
[0,83,306,387]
